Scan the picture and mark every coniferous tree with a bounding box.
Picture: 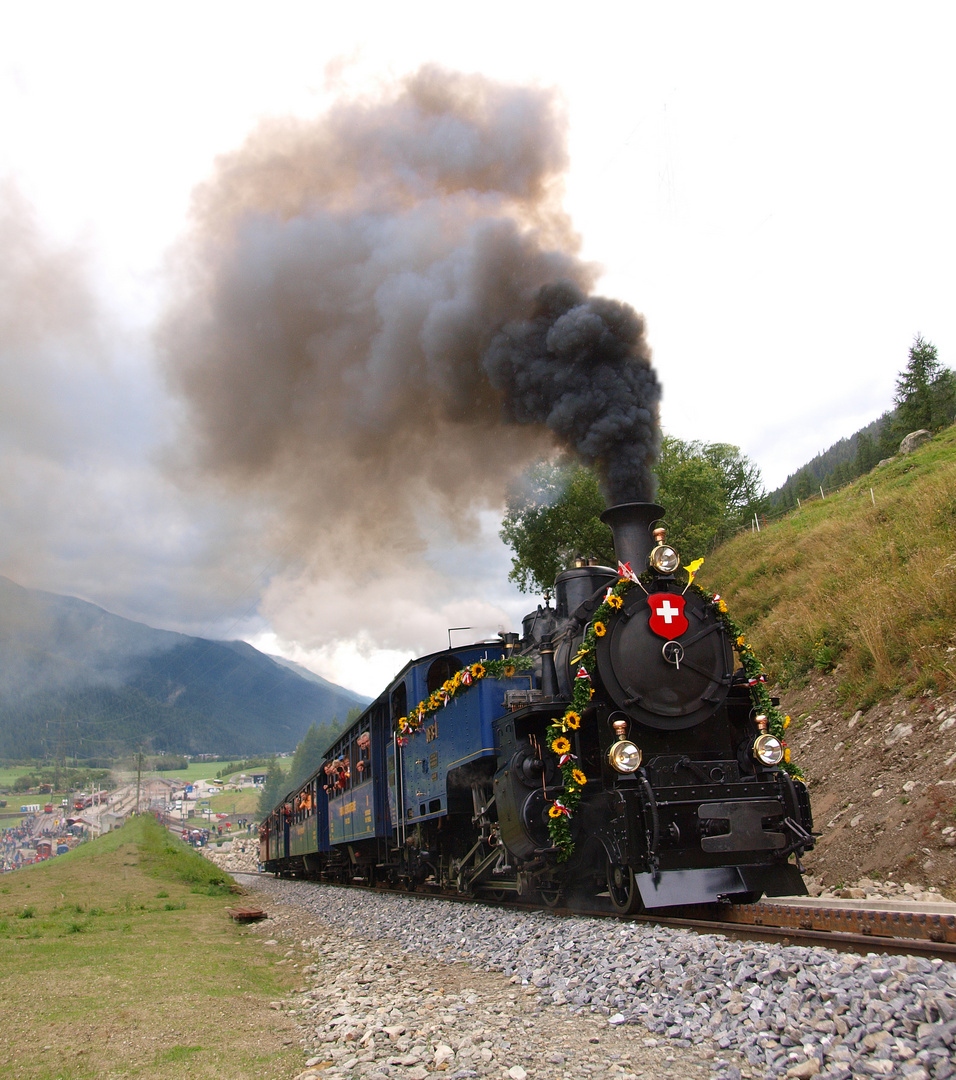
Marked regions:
[853,432,879,475]
[256,756,285,818]
[894,335,956,435]
[289,723,329,790]
[792,468,815,501]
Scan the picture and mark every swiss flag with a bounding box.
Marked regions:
[647,593,688,640]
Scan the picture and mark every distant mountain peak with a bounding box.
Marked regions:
[0,578,369,758]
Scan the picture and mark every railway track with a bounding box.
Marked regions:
[235,871,956,962]
[623,899,956,961]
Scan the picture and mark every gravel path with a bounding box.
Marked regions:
[239,877,956,1080]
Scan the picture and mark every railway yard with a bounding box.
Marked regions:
[229,872,956,1080]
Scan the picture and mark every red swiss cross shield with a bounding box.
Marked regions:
[647,593,688,640]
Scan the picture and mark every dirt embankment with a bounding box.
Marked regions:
[780,673,956,898]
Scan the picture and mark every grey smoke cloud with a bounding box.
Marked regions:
[0,180,99,459]
[162,65,662,590]
[0,181,278,641]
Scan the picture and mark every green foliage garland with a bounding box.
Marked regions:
[546,565,802,859]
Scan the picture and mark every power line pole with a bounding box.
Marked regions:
[136,752,143,814]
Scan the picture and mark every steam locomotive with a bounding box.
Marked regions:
[259,502,814,912]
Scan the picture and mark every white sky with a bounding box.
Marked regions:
[1,2,954,694]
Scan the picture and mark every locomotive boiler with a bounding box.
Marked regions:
[260,502,814,913]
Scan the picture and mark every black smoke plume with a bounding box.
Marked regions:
[483,281,660,503]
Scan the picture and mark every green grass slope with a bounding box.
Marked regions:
[697,425,956,710]
[0,817,302,1079]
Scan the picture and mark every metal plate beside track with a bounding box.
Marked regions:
[723,901,956,945]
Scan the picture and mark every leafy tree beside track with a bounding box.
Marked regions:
[500,439,766,595]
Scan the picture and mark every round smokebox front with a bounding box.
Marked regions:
[593,586,733,730]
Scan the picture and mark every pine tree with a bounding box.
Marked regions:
[853,432,879,475]
[289,723,329,790]
[894,335,956,434]
[256,756,285,818]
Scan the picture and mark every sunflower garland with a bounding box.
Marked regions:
[396,655,534,735]
[545,564,803,859]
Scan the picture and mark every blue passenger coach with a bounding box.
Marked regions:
[260,637,534,885]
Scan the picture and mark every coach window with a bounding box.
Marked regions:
[327,742,350,795]
[390,683,407,728]
[427,656,463,695]
[356,729,371,781]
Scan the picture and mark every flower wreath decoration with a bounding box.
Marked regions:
[545,557,801,859]
[396,656,535,739]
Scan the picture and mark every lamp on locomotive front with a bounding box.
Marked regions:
[648,526,681,575]
[607,717,642,774]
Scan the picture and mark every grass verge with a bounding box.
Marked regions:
[0,816,302,1080]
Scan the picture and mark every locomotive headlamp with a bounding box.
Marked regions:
[752,733,785,766]
[649,544,680,574]
[608,740,642,773]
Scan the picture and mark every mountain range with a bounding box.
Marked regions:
[0,576,370,759]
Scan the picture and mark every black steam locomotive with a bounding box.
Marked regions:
[260,502,813,912]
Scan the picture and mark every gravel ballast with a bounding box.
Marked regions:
[241,877,956,1080]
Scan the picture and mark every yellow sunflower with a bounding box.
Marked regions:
[572,768,587,786]
[471,663,486,679]
[563,711,581,730]
[736,635,747,648]
[784,747,791,763]
[551,736,571,755]
[548,804,564,818]
[606,594,623,610]
[503,664,516,678]
[783,715,791,729]
[593,621,607,637]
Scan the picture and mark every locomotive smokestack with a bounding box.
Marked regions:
[539,635,559,698]
[600,502,665,573]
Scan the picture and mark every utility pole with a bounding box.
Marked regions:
[136,752,143,814]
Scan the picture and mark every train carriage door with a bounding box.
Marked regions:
[369,702,391,836]
[423,655,464,816]
[389,682,407,847]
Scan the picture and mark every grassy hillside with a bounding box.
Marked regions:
[698,424,956,710]
[0,816,302,1079]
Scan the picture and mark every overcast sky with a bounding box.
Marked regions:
[1,3,953,694]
